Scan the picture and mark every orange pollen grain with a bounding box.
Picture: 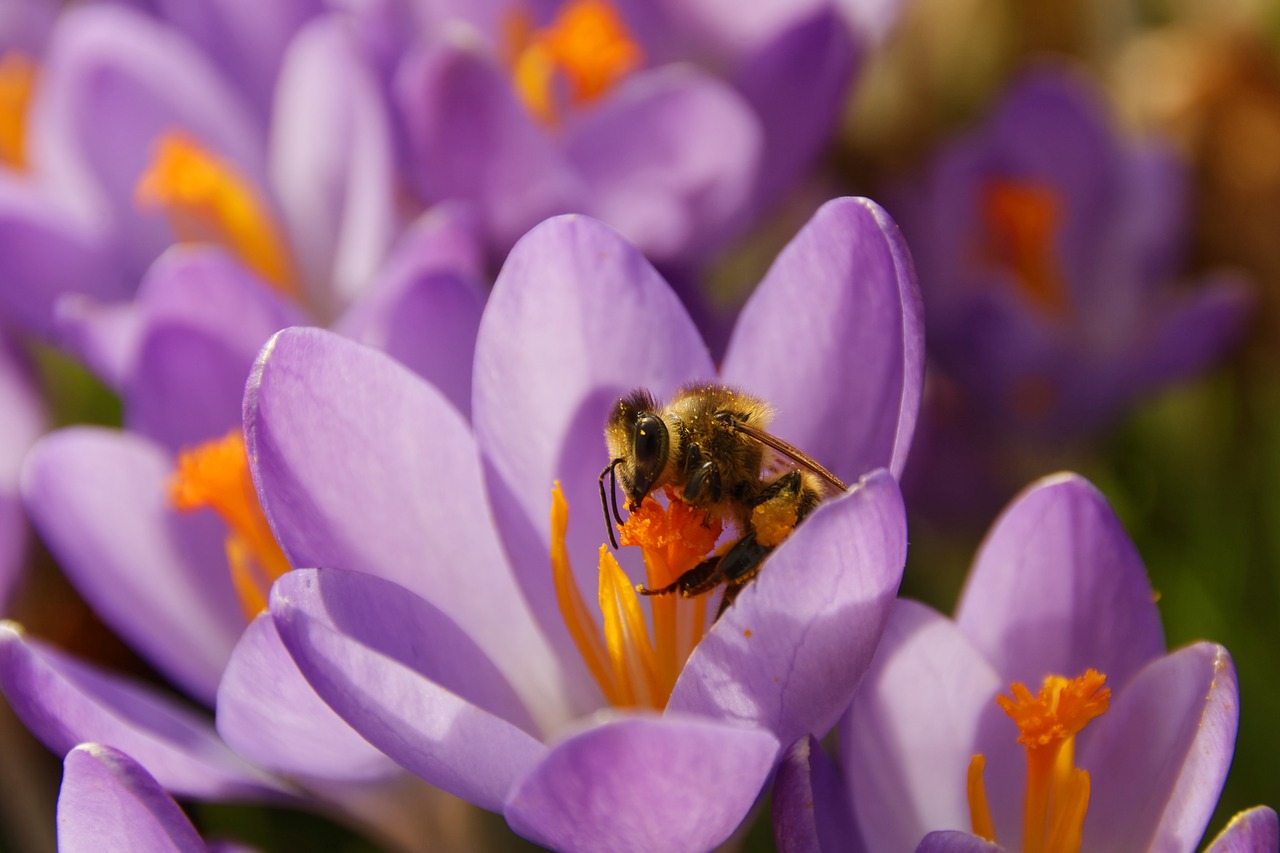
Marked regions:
[550,485,718,710]
[134,131,300,298]
[170,430,291,621]
[969,669,1110,853]
[508,0,643,125]
[981,178,1070,317]
[0,52,36,171]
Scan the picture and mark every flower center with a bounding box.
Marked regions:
[550,483,720,709]
[134,131,300,298]
[981,178,1070,317]
[169,430,291,621]
[505,0,644,126]
[968,669,1111,853]
[0,51,36,171]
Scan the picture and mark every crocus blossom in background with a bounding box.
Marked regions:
[774,472,1248,851]
[245,198,923,850]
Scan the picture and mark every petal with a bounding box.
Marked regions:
[504,713,778,853]
[270,14,397,317]
[0,624,286,801]
[565,64,762,261]
[245,327,569,728]
[334,205,487,420]
[31,5,264,274]
[395,33,581,251]
[0,335,45,610]
[773,735,861,853]
[722,197,924,483]
[125,247,302,452]
[58,744,205,853]
[21,428,241,703]
[215,612,397,783]
[1080,643,1238,852]
[668,470,905,748]
[270,569,548,812]
[954,472,1166,689]
[914,831,1004,853]
[1204,806,1279,853]
[840,600,1011,852]
[472,214,712,679]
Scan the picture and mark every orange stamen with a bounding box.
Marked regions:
[508,0,643,125]
[970,669,1110,853]
[170,430,291,621]
[0,52,36,170]
[135,131,300,298]
[967,754,998,843]
[981,178,1070,317]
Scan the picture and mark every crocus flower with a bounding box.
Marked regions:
[774,472,1251,851]
[0,329,45,610]
[246,198,923,850]
[889,66,1251,458]
[392,0,868,263]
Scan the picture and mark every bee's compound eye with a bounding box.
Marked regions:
[633,414,666,464]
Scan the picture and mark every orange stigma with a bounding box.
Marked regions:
[550,483,720,709]
[135,131,300,298]
[968,669,1110,853]
[981,178,1070,317]
[506,0,643,126]
[0,52,36,170]
[170,430,291,621]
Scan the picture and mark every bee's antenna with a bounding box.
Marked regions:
[599,458,624,549]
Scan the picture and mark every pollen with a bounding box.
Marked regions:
[0,52,36,170]
[981,178,1070,317]
[135,131,300,298]
[170,430,291,621]
[750,499,797,549]
[507,0,644,125]
[997,669,1110,749]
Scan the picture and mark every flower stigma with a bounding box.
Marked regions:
[550,483,721,709]
[505,0,644,126]
[135,131,300,298]
[968,669,1111,853]
[0,52,36,170]
[981,178,1070,317]
[170,430,291,621]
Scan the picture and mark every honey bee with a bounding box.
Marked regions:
[599,383,847,617]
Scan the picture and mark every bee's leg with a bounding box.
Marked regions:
[706,532,774,620]
[637,559,720,597]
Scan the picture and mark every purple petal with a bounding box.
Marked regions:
[153,0,322,120]
[1204,807,1279,853]
[215,612,397,783]
[565,65,762,261]
[21,428,242,703]
[914,831,1004,853]
[841,600,1010,852]
[245,327,568,726]
[52,294,144,391]
[31,5,263,275]
[669,470,905,747]
[954,473,1166,690]
[658,0,827,61]
[723,197,925,482]
[125,247,302,452]
[58,744,205,853]
[270,569,548,812]
[472,214,713,681]
[269,14,397,318]
[334,205,487,420]
[773,735,861,853]
[0,624,287,801]
[0,335,44,610]
[395,34,581,251]
[1080,643,1238,851]
[504,713,778,853]
[0,178,129,337]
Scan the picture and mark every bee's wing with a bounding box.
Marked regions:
[726,420,848,496]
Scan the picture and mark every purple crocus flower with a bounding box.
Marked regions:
[890,66,1252,514]
[245,198,922,850]
[0,330,46,611]
[774,472,1254,851]
[391,0,869,263]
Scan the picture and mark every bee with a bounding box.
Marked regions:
[599,383,847,618]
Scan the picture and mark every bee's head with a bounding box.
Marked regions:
[604,389,671,509]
